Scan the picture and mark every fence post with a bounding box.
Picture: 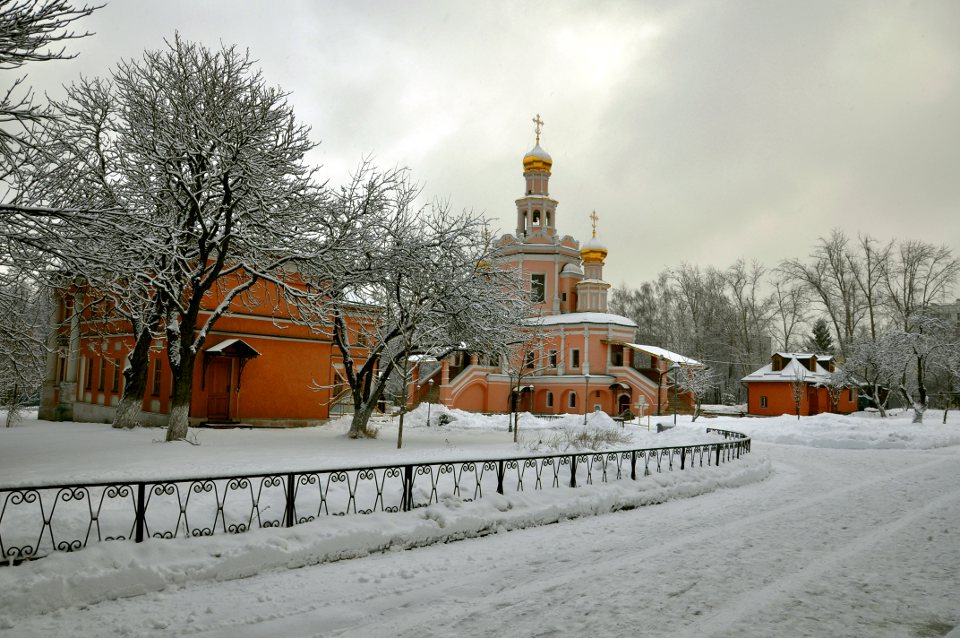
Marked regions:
[630,451,637,481]
[135,482,146,543]
[715,444,721,466]
[681,448,686,471]
[569,455,577,488]
[285,473,296,527]
[402,465,413,511]
[496,460,505,495]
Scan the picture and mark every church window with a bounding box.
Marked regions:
[532,210,541,225]
[525,351,535,369]
[531,274,546,303]
[112,358,122,393]
[97,357,105,392]
[568,392,577,408]
[152,359,162,397]
[84,358,93,390]
[571,348,580,368]
[546,391,554,408]
[546,211,551,226]
[548,350,558,368]
[561,292,567,302]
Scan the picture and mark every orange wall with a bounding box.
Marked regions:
[747,382,858,416]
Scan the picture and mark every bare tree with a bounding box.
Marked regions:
[26,36,330,440]
[726,259,773,378]
[841,333,908,417]
[327,194,528,439]
[674,365,719,422]
[769,273,808,351]
[847,234,892,342]
[0,0,98,180]
[781,229,865,357]
[790,366,806,420]
[884,240,960,333]
[502,311,556,442]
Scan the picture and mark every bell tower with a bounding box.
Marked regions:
[515,114,558,238]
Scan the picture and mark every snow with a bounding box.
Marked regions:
[526,312,637,327]
[624,342,703,366]
[741,353,832,383]
[1,409,959,636]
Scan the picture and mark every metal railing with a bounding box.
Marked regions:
[0,428,750,563]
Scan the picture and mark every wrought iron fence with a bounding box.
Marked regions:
[0,428,750,563]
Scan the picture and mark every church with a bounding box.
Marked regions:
[421,117,699,419]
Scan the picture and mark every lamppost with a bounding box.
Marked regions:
[669,362,681,425]
[426,378,434,427]
[583,373,590,425]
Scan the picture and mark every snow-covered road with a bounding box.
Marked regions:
[6,442,958,637]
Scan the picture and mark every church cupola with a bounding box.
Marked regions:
[516,114,559,237]
[576,211,611,312]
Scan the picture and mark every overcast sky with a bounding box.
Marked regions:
[24,0,960,287]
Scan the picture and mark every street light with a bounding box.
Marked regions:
[583,373,591,425]
[426,378,434,427]
[669,362,681,425]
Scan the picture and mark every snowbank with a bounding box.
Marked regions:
[697,410,960,449]
[0,452,772,620]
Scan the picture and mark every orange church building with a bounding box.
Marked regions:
[38,279,368,427]
[417,121,699,419]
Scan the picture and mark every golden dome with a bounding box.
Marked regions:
[522,144,553,173]
[580,235,608,264]
[580,210,607,263]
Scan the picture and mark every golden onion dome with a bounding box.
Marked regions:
[522,144,553,173]
[580,234,608,264]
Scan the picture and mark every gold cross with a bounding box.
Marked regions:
[532,113,544,144]
[590,210,599,237]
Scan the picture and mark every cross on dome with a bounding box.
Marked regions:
[590,210,599,237]
[532,113,544,144]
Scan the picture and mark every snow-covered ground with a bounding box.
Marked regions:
[1,409,959,636]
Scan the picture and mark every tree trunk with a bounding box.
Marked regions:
[113,327,152,429]
[165,351,197,441]
[349,402,377,438]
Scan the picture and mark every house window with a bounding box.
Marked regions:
[760,396,768,408]
[531,274,546,303]
[112,358,122,393]
[568,392,577,408]
[546,391,554,408]
[151,359,162,397]
[571,349,580,368]
[97,358,105,392]
[847,388,854,402]
[548,350,558,368]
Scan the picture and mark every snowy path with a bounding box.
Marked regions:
[5,443,959,637]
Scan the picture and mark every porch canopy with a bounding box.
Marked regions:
[202,338,261,390]
[612,342,704,367]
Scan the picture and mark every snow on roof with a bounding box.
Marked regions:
[623,343,702,366]
[741,354,833,383]
[205,338,261,357]
[525,312,637,327]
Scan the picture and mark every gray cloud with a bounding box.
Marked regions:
[22,0,960,285]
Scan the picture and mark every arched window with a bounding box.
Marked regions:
[568,392,577,408]
[545,391,554,408]
[546,211,551,226]
[532,210,541,225]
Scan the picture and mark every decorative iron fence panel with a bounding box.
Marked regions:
[0,428,750,563]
